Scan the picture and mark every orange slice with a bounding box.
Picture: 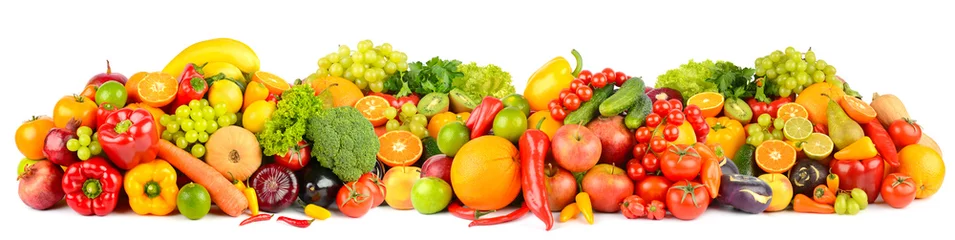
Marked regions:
[755,140,797,173]
[377,130,423,167]
[136,72,177,108]
[775,103,808,123]
[839,95,876,124]
[686,92,724,118]
[252,71,290,95]
[355,96,390,127]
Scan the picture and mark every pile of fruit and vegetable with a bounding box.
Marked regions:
[14,39,946,228]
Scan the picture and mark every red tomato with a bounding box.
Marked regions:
[559,88,573,102]
[575,86,593,102]
[274,140,311,171]
[642,153,660,173]
[548,99,561,110]
[881,173,917,209]
[614,71,628,86]
[632,143,648,160]
[652,100,672,116]
[660,144,702,182]
[636,176,672,203]
[683,105,702,120]
[358,172,387,207]
[578,70,593,84]
[666,180,709,220]
[646,200,666,220]
[667,109,685,126]
[888,119,922,148]
[550,107,567,121]
[336,181,375,218]
[591,73,608,88]
[626,159,647,182]
[635,127,652,143]
[663,125,681,142]
[668,99,683,111]
[645,113,662,128]
[563,94,581,111]
[650,136,668,153]
[570,79,586,91]
[601,68,617,85]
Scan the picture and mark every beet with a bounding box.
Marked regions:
[646,88,683,104]
[43,119,80,166]
[250,163,299,213]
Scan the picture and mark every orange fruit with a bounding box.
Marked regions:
[311,76,364,108]
[427,112,459,139]
[243,81,270,111]
[686,92,724,118]
[355,96,390,127]
[135,72,177,108]
[252,71,290,95]
[450,136,521,211]
[795,82,845,126]
[775,103,808,123]
[126,103,166,133]
[125,71,148,103]
[839,95,876,124]
[755,140,797,174]
[897,144,945,199]
[377,130,423,167]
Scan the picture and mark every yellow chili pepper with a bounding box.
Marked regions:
[229,172,246,191]
[305,204,332,220]
[524,49,582,112]
[123,160,178,216]
[559,203,580,222]
[245,187,259,215]
[575,192,594,225]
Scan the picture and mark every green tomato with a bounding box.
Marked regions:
[501,94,531,117]
[17,158,40,176]
[94,81,128,107]
[437,122,470,157]
[492,107,528,143]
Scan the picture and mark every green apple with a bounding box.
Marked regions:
[410,177,453,214]
[17,158,40,176]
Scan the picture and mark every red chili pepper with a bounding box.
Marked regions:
[465,96,504,139]
[277,216,315,228]
[239,214,273,226]
[518,119,554,231]
[468,204,530,227]
[448,201,494,220]
[169,63,209,111]
[863,119,900,167]
[94,103,119,131]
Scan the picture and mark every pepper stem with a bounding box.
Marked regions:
[145,181,161,198]
[83,179,103,199]
[534,117,546,130]
[570,49,583,78]
[114,119,133,134]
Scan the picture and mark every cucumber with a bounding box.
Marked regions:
[564,85,614,125]
[733,144,757,176]
[625,94,652,129]
[599,77,646,117]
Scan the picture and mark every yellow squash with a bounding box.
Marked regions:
[523,50,582,112]
[162,38,260,78]
[124,160,179,216]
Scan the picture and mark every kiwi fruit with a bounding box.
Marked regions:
[417,92,450,117]
[723,98,753,124]
[448,88,479,113]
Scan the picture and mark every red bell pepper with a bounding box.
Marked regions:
[169,63,209,111]
[746,98,770,118]
[370,92,421,111]
[94,103,119,131]
[767,96,793,118]
[465,97,504,139]
[97,108,159,170]
[830,156,884,203]
[519,119,554,230]
[62,157,123,216]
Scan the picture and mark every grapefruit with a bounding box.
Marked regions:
[450,136,521,211]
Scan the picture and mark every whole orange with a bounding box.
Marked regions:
[311,76,363,108]
[795,82,845,126]
[450,136,521,211]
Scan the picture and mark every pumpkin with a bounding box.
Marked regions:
[206,126,263,182]
[870,92,910,127]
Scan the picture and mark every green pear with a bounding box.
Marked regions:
[827,98,864,150]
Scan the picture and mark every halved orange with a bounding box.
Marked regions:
[355,95,390,127]
[775,103,809,123]
[755,140,797,173]
[252,71,290,95]
[686,92,724,118]
[377,130,423,167]
[839,95,876,124]
[135,72,177,108]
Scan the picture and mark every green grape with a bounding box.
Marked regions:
[812,71,826,83]
[92,132,98,140]
[795,72,810,85]
[66,139,81,151]
[412,114,428,126]
[329,63,344,77]
[769,50,783,62]
[88,141,101,155]
[185,130,199,143]
[198,132,210,143]
[778,74,791,86]
[226,113,238,125]
[175,137,188,149]
[397,124,410,132]
[181,119,195,132]
[409,124,426,138]
[166,122,180,133]
[217,117,231,128]
[825,74,836,83]
[201,106,214,120]
[351,52,365,64]
[357,40,373,52]
[389,52,403,63]
[190,111,203,121]
[779,87,792,97]
[835,193,848,214]
[746,136,758,146]
[784,46,796,56]
[773,118,784,130]
[815,60,828,70]
[383,107,398,120]
[789,52,801,62]
[191,144,206,158]
[189,100,202,110]
[846,200,861,215]
[385,119,401,131]
[796,61,808,72]
[784,78,798,89]
[78,135,91,146]
[755,68,766,76]
[746,124,761,135]
[354,78,369,90]
[364,51,378,64]
[176,105,191,118]
[396,61,408,72]
[369,81,384,93]
[77,147,91,161]
[338,45,351,58]
[175,115,185,123]
[757,114,772,128]
[755,58,763,67]
[160,114,173,126]
[850,188,869,210]
[805,50,816,63]
[384,62,398,74]
[342,69,355,81]
[325,52,340,63]
[373,58,387,69]
[379,43,393,56]
[364,69,379,83]
[77,126,93,137]
[771,129,783,140]
[784,59,796,72]
[760,59,773,69]
[824,65,837,76]
[397,52,408,62]
[195,119,208,132]
[766,69,778,79]
[206,121,218,134]
[214,103,228,117]
[401,103,417,115]
[161,131,174,141]
[350,64,365,78]
[317,58,331,69]
[775,64,787,75]
[806,64,817,74]
[794,85,805,94]
[173,131,186,141]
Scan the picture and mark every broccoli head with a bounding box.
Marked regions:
[305,106,380,182]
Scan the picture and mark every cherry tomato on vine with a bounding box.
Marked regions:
[570,79,586,91]
[578,70,593,84]
[563,94,581,111]
[684,105,702,120]
[550,107,567,120]
[645,113,662,128]
[615,71,628,86]
[635,127,653,143]
[591,73,608,88]
[653,100,672,115]
[642,153,660,173]
[559,88,572,102]
[667,109,685,126]
[601,68,616,83]
[632,143,648,160]
[548,99,561,111]
[669,99,683,111]
[575,86,593,102]
[626,159,647,182]
[650,136,668,153]
[663,124,681,142]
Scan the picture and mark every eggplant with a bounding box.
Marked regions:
[371,160,387,179]
[717,174,773,214]
[788,158,828,197]
[297,164,344,208]
[719,157,739,175]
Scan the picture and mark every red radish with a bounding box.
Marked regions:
[250,163,299,213]
[42,119,80,166]
[18,160,65,210]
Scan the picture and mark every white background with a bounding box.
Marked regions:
[2,0,953,239]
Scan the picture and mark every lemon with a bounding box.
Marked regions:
[209,80,244,114]
[803,133,834,160]
[783,117,813,141]
[242,100,276,134]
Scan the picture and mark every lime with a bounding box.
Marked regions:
[803,133,834,160]
[783,117,812,141]
[410,177,453,214]
[177,183,212,220]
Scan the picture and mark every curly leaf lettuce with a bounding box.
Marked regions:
[655,59,718,101]
[257,84,325,156]
[452,62,516,98]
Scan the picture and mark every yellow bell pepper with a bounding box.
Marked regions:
[524,50,582,112]
[705,117,746,160]
[123,160,178,216]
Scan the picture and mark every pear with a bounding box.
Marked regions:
[827,98,864,150]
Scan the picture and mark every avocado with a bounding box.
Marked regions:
[733,144,756,176]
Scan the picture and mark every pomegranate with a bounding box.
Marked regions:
[43,119,80,166]
[250,163,299,213]
[18,160,65,210]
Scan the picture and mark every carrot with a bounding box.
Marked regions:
[794,194,834,214]
[157,139,248,217]
[812,185,835,205]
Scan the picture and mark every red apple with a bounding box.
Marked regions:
[552,124,601,173]
[421,154,453,186]
[582,163,634,213]
[544,162,577,212]
[87,60,127,87]
[586,115,636,166]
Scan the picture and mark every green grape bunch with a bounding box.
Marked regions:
[754,47,838,97]
[309,40,410,93]
[159,99,238,158]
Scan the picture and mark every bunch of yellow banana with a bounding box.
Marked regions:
[161,38,260,82]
